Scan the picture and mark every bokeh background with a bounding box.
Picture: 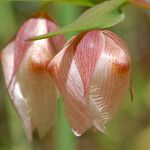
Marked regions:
[0,1,150,150]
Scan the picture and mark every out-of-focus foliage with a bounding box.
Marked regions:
[0,1,150,150]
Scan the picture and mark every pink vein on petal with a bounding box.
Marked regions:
[46,20,66,52]
[103,30,129,52]
[8,19,38,88]
[75,30,104,95]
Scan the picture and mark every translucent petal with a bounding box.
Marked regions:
[11,12,65,87]
[48,39,92,136]
[16,31,57,139]
[1,20,58,139]
[1,41,32,140]
[86,31,131,132]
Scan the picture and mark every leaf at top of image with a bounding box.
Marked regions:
[32,0,126,40]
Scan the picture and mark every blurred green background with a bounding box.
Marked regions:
[0,1,150,150]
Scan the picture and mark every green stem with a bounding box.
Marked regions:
[40,1,50,11]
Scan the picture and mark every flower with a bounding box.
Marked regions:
[130,0,150,8]
[47,30,131,136]
[1,12,66,140]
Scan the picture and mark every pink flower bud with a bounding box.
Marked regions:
[48,30,131,136]
[1,12,66,140]
[130,0,150,8]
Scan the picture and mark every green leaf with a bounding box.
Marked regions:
[47,0,95,6]
[32,0,126,40]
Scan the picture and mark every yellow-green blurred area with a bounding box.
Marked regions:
[0,1,150,150]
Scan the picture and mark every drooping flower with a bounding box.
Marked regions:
[130,0,150,8]
[1,12,66,140]
[48,30,131,136]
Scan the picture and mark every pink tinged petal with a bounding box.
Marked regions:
[64,99,92,137]
[16,26,57,139]
[11,18,38,87]
[10,12,66,87]
[1,14,60,139]
[64,60,92,136]
[75,31,104,94]
[1,41,32,140]
[86,30,131,133]
[48,38,92,136]
[46,20,66,52]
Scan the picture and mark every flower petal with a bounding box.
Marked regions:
[1,12,66,140]
[1,41,32,140]
[16,33,57,139]
[46,19,66,52]
[10,12,66,87]
[1,22,58,139]
[86,31,131,132]
[11,18,38,87]
[75,31,104,94]
[48,39,92,136]
[64,99,92,136]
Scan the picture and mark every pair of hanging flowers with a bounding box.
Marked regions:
[1,11,131,140]
[2,0,149,140]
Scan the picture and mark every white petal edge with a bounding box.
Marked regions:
[1,41,32,140]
